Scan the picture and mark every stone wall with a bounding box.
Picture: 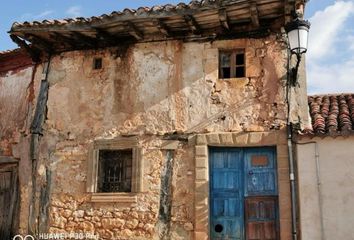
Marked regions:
[35,36,300,239]
[0,34,308,239]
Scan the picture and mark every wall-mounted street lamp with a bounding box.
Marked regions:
[285,17,311,86]
[285,15,311,240]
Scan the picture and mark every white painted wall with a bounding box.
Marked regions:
[296,136,354,240]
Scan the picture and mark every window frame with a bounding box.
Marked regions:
[87,137,143,202]
[219,49,246,79]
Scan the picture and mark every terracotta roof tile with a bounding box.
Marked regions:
[10,0,224,29]
[308,94,354,135]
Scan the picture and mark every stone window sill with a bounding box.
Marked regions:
[90,193,138,203]
[219,77,248,81]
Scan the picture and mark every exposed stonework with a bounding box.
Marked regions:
[1,33,308,239]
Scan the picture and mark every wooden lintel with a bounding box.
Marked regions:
[153,19,170,37]
[9,34,40,62]
[70,31,98,47]
[184,15,200,33]
[25,34,53,53]
[250,2,260,27]
[0,156,18,164]
[125,22,143,40]
[219,9,230,31]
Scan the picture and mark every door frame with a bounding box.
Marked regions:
[193,131,291,240]
[209,147,279,239]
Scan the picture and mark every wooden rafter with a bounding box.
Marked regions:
[250,1,260,28]
[25,34,53,53]
[70,31,98,47]
[95,28,117,45]
[285,0,295,23]
[9,34,40,62]
[50,32,76,48]
[184,15,200,33]
[153,19,170,37]
[219,9,230,31]
[125,22,143,40]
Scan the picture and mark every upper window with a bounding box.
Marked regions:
[219,50,245,79]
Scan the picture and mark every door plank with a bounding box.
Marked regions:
[245,196,278,240]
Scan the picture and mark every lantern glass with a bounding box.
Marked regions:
[286,19,310,55]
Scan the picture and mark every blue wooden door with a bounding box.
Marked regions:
[210,147,277,240]
[210,149,244,240]
[244,148,277,196]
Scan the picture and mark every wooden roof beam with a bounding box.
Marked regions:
[70,31,98,47]
[25,33,54,53]
[184,15,200,33]
[9,34,40,62]
[219,9,230,31]
[153,19,170,37]
[125,22,144,40]
[50,32,76,48]
[95,28,117,45]
[250,1,260,28]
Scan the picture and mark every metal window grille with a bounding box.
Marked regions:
[97,149,132,193]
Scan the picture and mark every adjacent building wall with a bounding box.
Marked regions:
[0,54,46,234]
[296,136,354,240]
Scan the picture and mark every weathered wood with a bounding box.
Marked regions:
[184,15,200,33]
[219,9,230,30]
[50,32,76,48]
[70,31,98,47]
[95,28,117,45]
[250,1,260,27]
[25,34,53,53]
[125,21,144,40]
[153,19,171,36]
[30,80,49,134]
[9,34,40,62]
[0,165,19,240]
[0,157,18,164]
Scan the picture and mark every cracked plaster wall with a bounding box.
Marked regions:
[0,34,308,239]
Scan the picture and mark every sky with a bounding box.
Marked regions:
[0,0,353,94]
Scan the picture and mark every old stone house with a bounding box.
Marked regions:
[0,0,310,239]
[295,94,354,240]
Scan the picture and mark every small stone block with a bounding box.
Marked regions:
[277,144,288,158]
[196,135,208,145]
[233,133,248,145]
[196,157,208,168]
[195,181,208,193]
[261,132,277,144]
[206,134,220,145]
[248,132,263,144]
[195,221,209,232]
[195,193,208,205]
[195,145,208,157]
[196,168,208,181]
[220,133,233,145]
[195,231,208,240]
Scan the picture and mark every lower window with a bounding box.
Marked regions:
[97,149,133,193]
